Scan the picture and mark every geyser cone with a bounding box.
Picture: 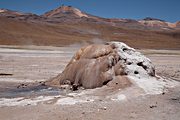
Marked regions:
[46,42,155,90]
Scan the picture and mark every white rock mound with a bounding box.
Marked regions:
[46,42,157,91]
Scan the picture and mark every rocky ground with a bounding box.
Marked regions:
[0,45,179,120]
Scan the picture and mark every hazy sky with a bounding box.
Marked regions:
[0,0,179,22]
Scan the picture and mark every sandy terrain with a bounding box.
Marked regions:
[0,46,179,120]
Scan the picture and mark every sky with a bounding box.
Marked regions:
[0,0,180,22]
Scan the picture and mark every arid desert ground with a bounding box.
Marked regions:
[0,45,179,120]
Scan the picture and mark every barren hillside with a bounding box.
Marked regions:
[0,6,180,49]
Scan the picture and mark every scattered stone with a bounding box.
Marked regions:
[17,83,28,88]
[149,105,157,108]
[99,107,107,110]
[0,73,13,76]
[103,107,107,110]
[171,97,180,102]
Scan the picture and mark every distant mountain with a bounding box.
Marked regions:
[143,17,165,22]
[0,8,24,16]
[175,21,180,28]
[41,6,179,30]
[0,6,179,49]
[43,6,88,18]
[138,17,178,30]
[0,6,179,30]
[0,8,42,21]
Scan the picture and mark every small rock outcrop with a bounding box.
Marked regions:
[46,42,155,90]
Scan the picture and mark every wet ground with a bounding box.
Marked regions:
[0,46,77,100]
[0,84,62,98]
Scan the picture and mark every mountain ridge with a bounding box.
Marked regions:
[0,6,179,30]
[0,6,179,49]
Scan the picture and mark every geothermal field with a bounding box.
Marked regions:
[0,3,180,120]
[0,44,179,120]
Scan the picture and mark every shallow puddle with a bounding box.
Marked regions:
[0,85,68,98]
